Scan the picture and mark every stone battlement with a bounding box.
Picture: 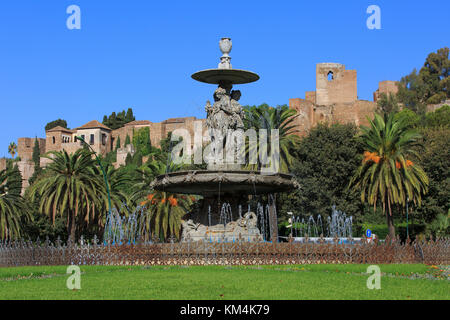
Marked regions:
[289,63,399,136]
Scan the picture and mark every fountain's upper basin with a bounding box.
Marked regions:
[191,69,259,84]
[151,170,297,196]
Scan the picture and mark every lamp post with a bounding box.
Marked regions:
[76,136,112,216]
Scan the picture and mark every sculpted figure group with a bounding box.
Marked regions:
[205,86,245,140]
[181,211,262,242]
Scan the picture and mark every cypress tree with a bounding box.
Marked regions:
[125,108,135,122]
[111,112,117,129]
[28,138,42,185]
[125,152,132,165]
[125,134,131,146]
[134,152,143,167]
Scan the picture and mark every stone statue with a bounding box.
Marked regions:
[181,211,261,242]
[230,90,245,130]
[205,85,246,169]
[205,86,245,139]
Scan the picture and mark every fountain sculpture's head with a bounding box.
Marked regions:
[231,90,241,101]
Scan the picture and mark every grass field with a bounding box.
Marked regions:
[0,264,448,300]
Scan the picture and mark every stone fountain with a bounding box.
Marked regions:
[152,38,298,242]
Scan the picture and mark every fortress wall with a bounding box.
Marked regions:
[111,126,134,149]
[40,157,53,168]
[313,105,334,125]
[316,63,357,105]
[373,80,399,102]
[330,101,377,128]
[0,158,6,171]
[289,62,382,135]
[45,131,63,153]
[305,91,316,104]
[60,142,82,155]
[427,99,450,112]
[353,100,378,127]
[289,98,315,136]
[18,138,46,161]
[110,117,205,150]
[115,144,135,167]
[331,103,360,125]
[17,160,34,190]
[149,123,163,147]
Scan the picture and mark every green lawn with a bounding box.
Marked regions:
[0,264,448,300]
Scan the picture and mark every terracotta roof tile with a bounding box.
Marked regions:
[46,126,75,133]
[76,120,111,131]
[124,120,152,126]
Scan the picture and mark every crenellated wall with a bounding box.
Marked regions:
[289,63,390,136]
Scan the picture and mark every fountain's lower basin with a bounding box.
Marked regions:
[151,170,298,196]
[290,237,363,244]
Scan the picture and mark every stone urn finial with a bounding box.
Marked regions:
[218,37,232,69]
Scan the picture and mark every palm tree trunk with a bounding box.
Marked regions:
[386,212,395,240]
[68,211,76,243]
[268,194,278,242]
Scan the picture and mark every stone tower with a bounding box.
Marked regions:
[315,63,357,105]
[289,62,377,136]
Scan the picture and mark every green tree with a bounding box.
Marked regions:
[377,92,400,114]
[349,113,429,238]
[77,163,132,238]
[244,104,300,173]
[134,161,194,241]
[110,112,117,128]
[242,104,300,240]
[125,108,135,123]
[30,150,105,242]
[125,134,131,147]
[397,47,449,113]
[158,131,177,164]
[414,128,450,224]
[28,138,42,185]
[133,151,143,167]
[102,108,136,130]
[420,47,449,104]
[393,109,421,129]
[8,142,17,158]
[45,119,68,132]
[132,127,152,156]
[125,152,133,166]
[280,123,365,227]
[115,136,121,150]
[103,164,131,209]
[425,105,450,128]
[0,165,30,239]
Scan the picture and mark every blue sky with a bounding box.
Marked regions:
[0,0,448,158]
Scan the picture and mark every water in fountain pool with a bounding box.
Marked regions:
[291,205,353,241]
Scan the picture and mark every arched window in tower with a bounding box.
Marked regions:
[327,71,334,81]
[52,137,55,144]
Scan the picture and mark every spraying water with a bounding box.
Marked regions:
[292,205,353,238]
[103,204,152,244]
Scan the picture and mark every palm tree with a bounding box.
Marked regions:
[132,160,183,203]
[244,104,300,173]
[140,191,194,241]
[80,163,132,237]
[8,142,17,159]
[133,160,195,241]
[30,149,105,242]
[0,165,30,240]
[349,113,429,238]
[243,104,300,241]
[104,164,131,209]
